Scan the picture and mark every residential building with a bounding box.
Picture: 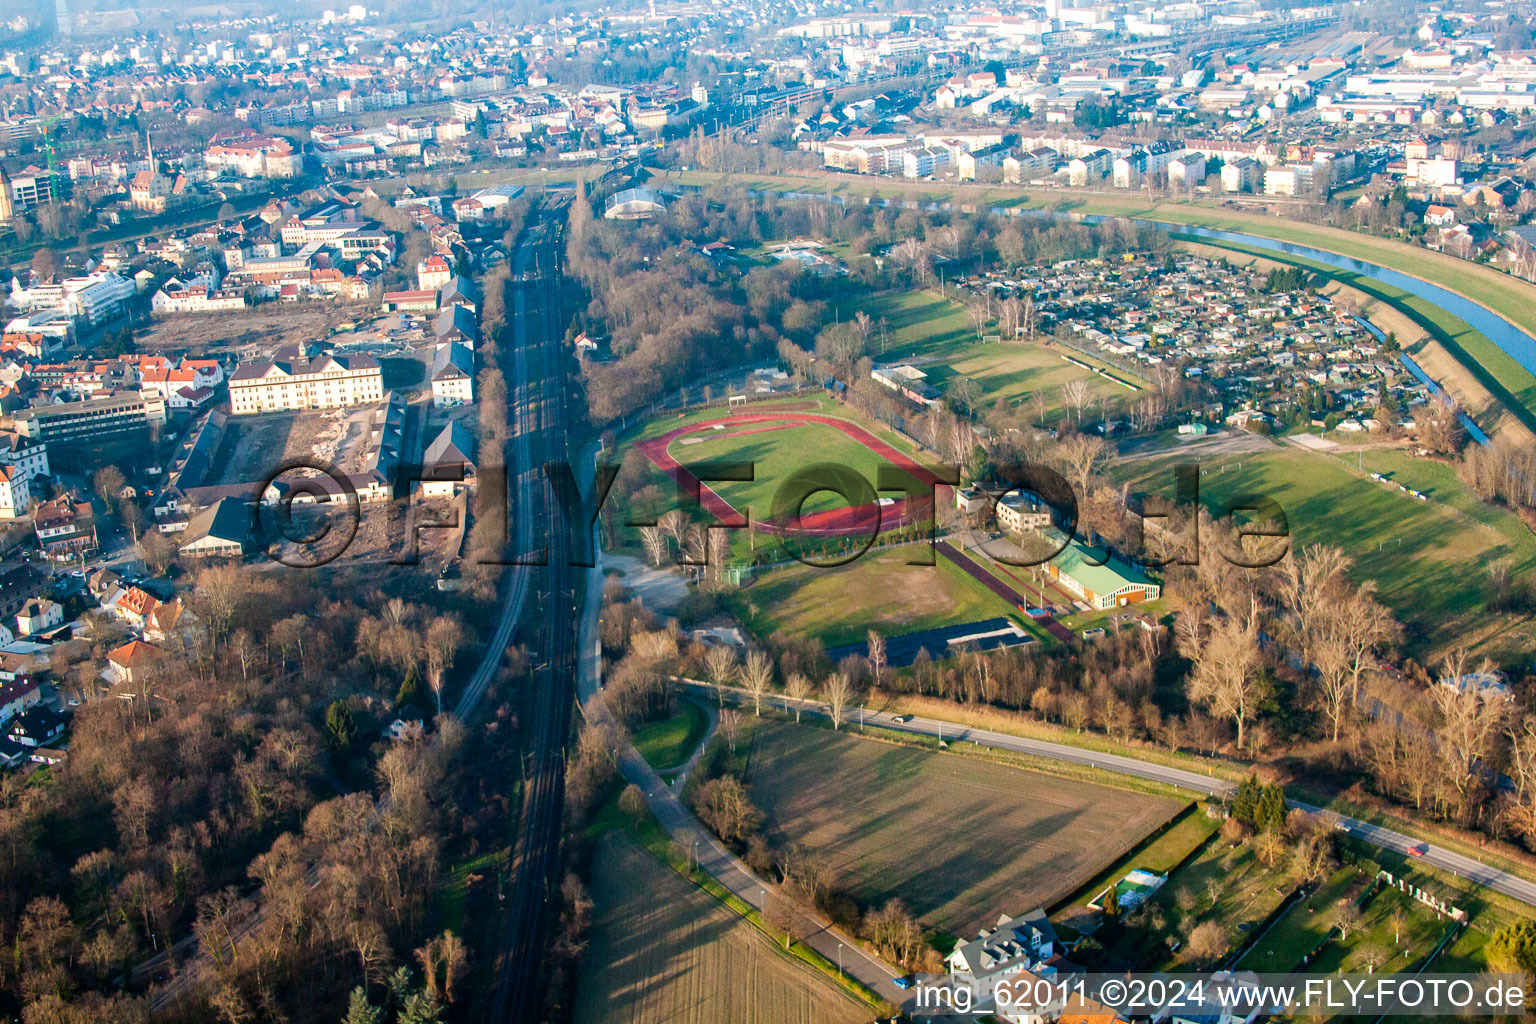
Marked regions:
[946,909,1061,1015]
[996,491,1052,533]
[417,254,453,290]
[0,434,48,492]
[421,420,475,498]
[205,130,302,178]
[434,304,479,347]
[0,466,30,519]
[0,677,41,725]
[1221,157,1262,193]
[0,564,46,622]
[33,499,97,561]
[228,352,384,414]
[15,598,61,636]
[106,639,160,686]
[431,343,475,407]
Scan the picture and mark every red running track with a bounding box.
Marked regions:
[936,540,1076,643]
[634,413,942,538]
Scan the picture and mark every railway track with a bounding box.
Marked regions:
[484,203,580,1024]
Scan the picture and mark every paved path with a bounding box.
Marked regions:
[679,680,1536,911]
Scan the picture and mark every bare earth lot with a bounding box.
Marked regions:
[745,723,1181,937]
[573,836,868,1024]
[138,304,364,356]
[210,409,370,486]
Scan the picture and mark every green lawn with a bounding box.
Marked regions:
[1310,884,1447,974]
[1236,865,1371,970]
[1090,834,1296,971]
[1116,446,1536,660]
[729,546,1022,648]
[632,700,708,772]
[670,421,923,520]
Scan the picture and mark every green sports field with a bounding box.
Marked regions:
[668,420,923,520]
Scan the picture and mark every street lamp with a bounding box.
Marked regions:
[838,942,844,979]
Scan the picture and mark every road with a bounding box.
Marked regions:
[679,680,1536,912]
[483,201,583,1024]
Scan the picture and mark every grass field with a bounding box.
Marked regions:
[573,836,871,1024]
[743,722,1181,937]
[668,420,922,520]
[1117,445,1536,660]
[632,701,708,773]
[730,546,1022,647]
[831,290,1122,421]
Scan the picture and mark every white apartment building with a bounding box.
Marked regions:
[0,434,48,492]
[228,352,384,414]
[205,131,302,178]
[0,465,31,519]
[430,343,475,408]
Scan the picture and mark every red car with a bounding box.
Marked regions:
[1408,843,1428,857]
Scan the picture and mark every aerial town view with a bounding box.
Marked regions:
[5,0,1536,1020]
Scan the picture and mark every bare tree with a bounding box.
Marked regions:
[1058,433,1108,499]
[998,296,1022,339]
[424,615,465,715]
[1021,292,1038,341]
[785,672,812,721]
[967,299,989,339]
[1333,903,1363,942]
[1312,631,1354,743]
[703,645,737,704]
[741,649,773,716]
[1063,378,1090,423]
[824,672,853,730]
[93,465,126,513]
[1188,618,1266,750]
[639,525,668,567]
[867,630,887,691]
[1432,649,1508,808]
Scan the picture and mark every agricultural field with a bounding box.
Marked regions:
[743,722,1181,937]
[830,290,1124,422]
[1116,444,1536,660]
[573,836,870,1024]
[730,546,1020,648]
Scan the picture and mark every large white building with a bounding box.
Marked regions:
[205,130,302,179]
[228,352,383,414]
